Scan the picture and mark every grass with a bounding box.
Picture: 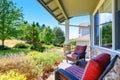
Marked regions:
[0,39,26,48]
[0,49,31,55]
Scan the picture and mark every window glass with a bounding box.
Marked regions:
[94,0,112,48]
[117,0,120,10]
[115,0,120,50]
[94,12,99,45]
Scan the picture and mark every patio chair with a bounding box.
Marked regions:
[55,53,119,80]
[66,45,87,62]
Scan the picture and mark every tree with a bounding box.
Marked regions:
[40,26,55,44]
[19,22,40,44]
[102,23,112,47]
[31,22,40,45]
[0,0,23,46]
[53,27,65,46]
[17,22,31,40]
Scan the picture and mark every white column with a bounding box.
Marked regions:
[90,15,94,46]
[79,27,82,37]
[65,20,70,44]
[90,15,94,59]
[112,0,115,50]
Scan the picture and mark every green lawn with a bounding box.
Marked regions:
[0,49,31,55]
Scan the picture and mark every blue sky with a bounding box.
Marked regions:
[13,0,90,39]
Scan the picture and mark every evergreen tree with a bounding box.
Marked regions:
[53,27,65,46]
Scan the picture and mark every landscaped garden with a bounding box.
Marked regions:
[0,0,65,80]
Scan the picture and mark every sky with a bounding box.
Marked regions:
[13,0,90,39]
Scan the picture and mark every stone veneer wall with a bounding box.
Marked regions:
[90,48,120,80]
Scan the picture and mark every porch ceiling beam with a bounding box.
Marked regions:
[37,0,60,22]
[55,13,62,17]
[52,7,59,12]
[55,0,68,20]
[59,17,65,21]
[59,23,90,27]
[45,0,53,5]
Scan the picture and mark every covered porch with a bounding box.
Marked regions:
[37,0,120,79]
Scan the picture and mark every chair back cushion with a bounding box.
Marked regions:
[74,45,87,54]
[82,53,111,80]
[98,55,119,80]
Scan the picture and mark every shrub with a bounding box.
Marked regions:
[70,39,76,45]
[14,43,30,49]
[0,45,11,50]
[31,44,45,52]
[0,69,26,80]
[43,44,55,49]
[27,51,63,74]
[0,54,42,80]
[0,51,63,80]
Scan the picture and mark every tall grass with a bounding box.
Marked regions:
[0,51,63,80]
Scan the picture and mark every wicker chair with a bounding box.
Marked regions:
[66,45,87,62]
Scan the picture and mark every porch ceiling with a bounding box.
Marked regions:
[37,0,99,23]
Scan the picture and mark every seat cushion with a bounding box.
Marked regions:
[67,54,78,60]
[82,53,111,80]
[74,45,87,54]
[65,65,85,79]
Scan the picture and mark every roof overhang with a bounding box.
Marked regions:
[37,0,99,23]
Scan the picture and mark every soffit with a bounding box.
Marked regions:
[37,0,99,23]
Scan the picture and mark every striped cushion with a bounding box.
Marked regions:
[65,65,84,79]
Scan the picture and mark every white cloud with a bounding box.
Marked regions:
[99,13,112,24]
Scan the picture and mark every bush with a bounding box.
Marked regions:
[43,44,55,49]
[0,51,63,80]
[27,51,63,72]
[14,43,30,49]
[0,45,11,50]
[31,44,45,52]
[0,69,26,80]
[70,39,76,45]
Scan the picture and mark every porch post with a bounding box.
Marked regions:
[63,20,71,54]
[90,15,94,59]
[65,20,70,44]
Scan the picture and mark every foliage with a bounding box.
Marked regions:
[0,0,23,46]
[17,23,31,40]
[31,44,45,52]
[53,27,65,47]
[0,45,11,50]
[70,39,76,49]
[102,23,112,47]
[0,69,26,80]
[0,49,30,55]
[0,50,63,80]
[40,27,55,45]
[0,54,39,80]
[13,43,31,49]
[27,51,63,72]
[70,39,76,45]
[43,44,55,49]
[18,22,40,44]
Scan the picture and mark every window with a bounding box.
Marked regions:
[94,0,112,49]
[94,12,99,45]
[115,0,120,50]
